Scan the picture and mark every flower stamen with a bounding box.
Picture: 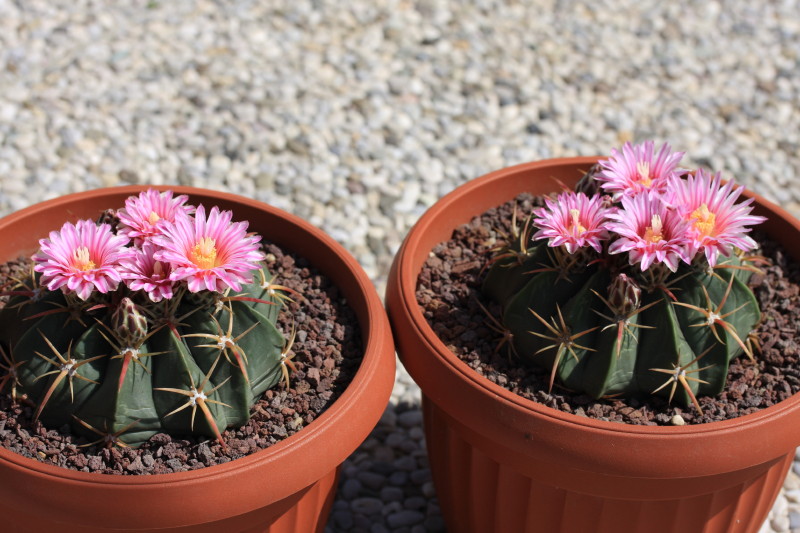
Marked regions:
[636,161,653,187]
[190,237,218,269]
[643,214,664,243]
[690,203,716,238]
[73,247,96,271]
[568,208,587,235]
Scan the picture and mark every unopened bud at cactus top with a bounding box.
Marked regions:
[483,142,765,411]
[112,297,148,347]
[607,274,641,318]
[0,189,295,449]
[574,163,603,197]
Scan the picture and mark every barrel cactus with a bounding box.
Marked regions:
[483,142,766,412]
[0,189,296,448]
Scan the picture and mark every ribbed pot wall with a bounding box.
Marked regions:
[0,186,396,533]
[385,157,800,533]
[242,468,339,533]
[423,397,790,533]
[2,468,339,533]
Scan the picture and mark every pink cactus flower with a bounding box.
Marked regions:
[117,189,195,243]
[671,169,766,266]
[532,191,609,253]
[152,205,265,293]
[33,220,131,300]
[595,141,684,198]
[118,241,176,302]
[606,192,691,272]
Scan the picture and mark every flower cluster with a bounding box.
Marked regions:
[32,189,265,301]
[532,141,766,271]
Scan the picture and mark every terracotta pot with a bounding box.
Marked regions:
[386,157,800,533]
[0,186,396,532]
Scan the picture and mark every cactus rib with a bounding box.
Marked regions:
[155,353,232,447]
[482,161,764,411]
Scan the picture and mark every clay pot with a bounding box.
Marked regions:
[386,157,800,533]
[0,186,396,532]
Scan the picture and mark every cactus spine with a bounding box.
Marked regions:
[482,156,764,412]
[0,268,287,448]
[484,245,760,410]
[0,188,299,449]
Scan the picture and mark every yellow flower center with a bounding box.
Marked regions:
[636,162,653,188]
[73,246,96,271]
[569,208,587,234]
[148,211,161,225]
[643,214,664,243]
[190,237,218,269]
[690,203,716,238]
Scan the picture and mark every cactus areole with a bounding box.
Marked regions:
[0,189,296,448]
[483,142,766,412]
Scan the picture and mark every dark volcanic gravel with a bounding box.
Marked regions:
[0,242,363,474]
[416,193,800,425]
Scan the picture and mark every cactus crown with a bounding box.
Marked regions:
[483,142,768,413]
[0,189,299,448]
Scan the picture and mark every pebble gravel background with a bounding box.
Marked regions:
[0,1,799,531]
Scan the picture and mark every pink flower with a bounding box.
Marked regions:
[118,241,176,302]
[606,192,691,272]
[117,189,195,243]
[33,220,131,300]
[152,205,265,293]
[670,169,766,266]
[595,141,684,198]
[532,192,609,253]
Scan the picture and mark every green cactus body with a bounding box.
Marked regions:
[1,269,285,448]
[483,242,761,407]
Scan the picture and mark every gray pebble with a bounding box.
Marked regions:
[408,426,425,441]
[393,456,417,472]
[388,471,409,486]
[385,432,406,448]
[403,496,427,511]
[410,468,432,485]
[341,478,362,500]
[386,510,425,528]
[353,514,375,531]
[357,471,386,491]
[397,410,423,428]
[397,439,421,453]
[351,497,384,516]
[790,511,800,529]
[332,510,354,530]
[380,486,405,503]
[372,461,395,476]
[373,445,396,463]
[332,500,350,512]
[422,481,437,498]
[3,4,800,533]
[379,407,397,428]
[381,501,404,517]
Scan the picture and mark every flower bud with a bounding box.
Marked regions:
[113,297,148,347]
[607,273,641,317]
[574,164,603,197]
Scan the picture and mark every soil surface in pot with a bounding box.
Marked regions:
[0,242,363,474]
[416,193,800,425]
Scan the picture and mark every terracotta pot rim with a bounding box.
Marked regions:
[0,185,395,487]
[392,156,800,438]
